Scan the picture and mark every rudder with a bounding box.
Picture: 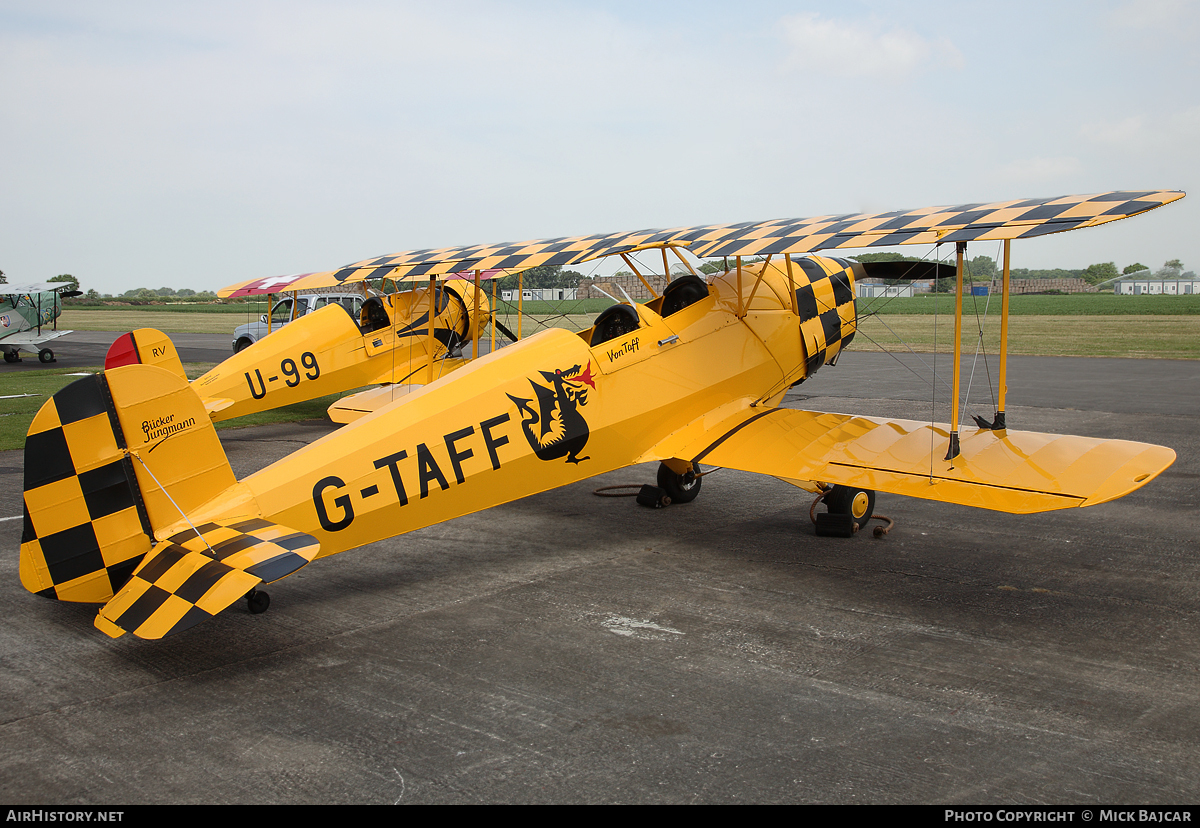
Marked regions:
[20,364,235,602]
[105,329,187,381]
[20,372,154,602]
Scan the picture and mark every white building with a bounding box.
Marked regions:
[856,283,913,298]
[500,288,577,302]
[1113,274,1200,295]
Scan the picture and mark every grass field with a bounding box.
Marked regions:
[13,296,1193,452]
[61,309,269,333]
[852,314,1200,359]
[65,302,270,314]
[61,298,1200,358]
[859,292,1200,316]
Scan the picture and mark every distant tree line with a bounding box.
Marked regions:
[51,279,228,304]
[14,255,1194,304]
[847,253,1191,293]
[492,266,586,291]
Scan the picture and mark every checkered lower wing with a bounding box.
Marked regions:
[95,518,320,640]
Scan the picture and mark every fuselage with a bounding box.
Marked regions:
[167,257,860,559]
[193,281,491,421]
[0,292,60,337]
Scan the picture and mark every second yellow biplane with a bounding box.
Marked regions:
[19,190,1184,640]
[105,270,501,423]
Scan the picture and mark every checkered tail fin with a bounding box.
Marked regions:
[20,363,320,639]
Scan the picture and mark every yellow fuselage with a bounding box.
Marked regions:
[169,258,859,559]
[193,282,490,421]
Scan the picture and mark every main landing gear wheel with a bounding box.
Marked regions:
[3,351,18,363]
[246,589,270,614]
[38,349,54,364]
[824,485,875,531]
[657,462,702,504]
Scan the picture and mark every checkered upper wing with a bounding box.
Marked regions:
[674,191,1184,258]
[217,191,1180,294]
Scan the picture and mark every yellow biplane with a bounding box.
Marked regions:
[105,270,500,423]
[19,190,1184,640]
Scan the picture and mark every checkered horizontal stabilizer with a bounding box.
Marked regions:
[95,518,319,640]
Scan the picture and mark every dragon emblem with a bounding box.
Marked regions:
[508,362,596,464]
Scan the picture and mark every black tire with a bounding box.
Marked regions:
[824,485,875,531]
[246,590,271,614]
[657,462,702,504]
[235,338,254,353]
[3,351,18,363]
[38,349,54,363]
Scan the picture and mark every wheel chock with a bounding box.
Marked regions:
[815,512,856,537]
[636,485,672,508]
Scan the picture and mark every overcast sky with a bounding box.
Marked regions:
[2,0,1197,295]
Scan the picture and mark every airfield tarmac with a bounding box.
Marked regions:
[0,336,1197,804]
[8,330,236,369]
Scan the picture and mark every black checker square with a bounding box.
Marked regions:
[114,584,172,633]
[174,559,233,604]
[806,349,826,374]
[274,531,319,552]
[820,308,844,347]
[861,230,922,248]
[839,327,856,352]
[229,518,273,534]
[22,505,35,544]
[931,208,995,228]
[79,461,136,521]
[24,427,75,490]
[167,522,221,545]
[1018,219,1087,239]
[1093,191,1152,202]
[165,605,215,638]
[106,554,145,595]
[136,543,188,584]
[1102,200,1156,216]
[52,374,109,426]
[245,551,305,584]
[794,286,820,323]
[796,257,830,285]
[829,268,854,307]
[39,522,106,586]
[1014,202,1074,222]
[211,533,263,560]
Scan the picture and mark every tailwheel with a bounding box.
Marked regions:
[656,461,702,504]
[824,485,875,532]
[246,588,271,614]
[38,349,54,364]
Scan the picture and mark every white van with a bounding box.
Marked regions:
[232,293,364,352]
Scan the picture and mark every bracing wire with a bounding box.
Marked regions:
[929,243,942,480]
[959,241,1004,425]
